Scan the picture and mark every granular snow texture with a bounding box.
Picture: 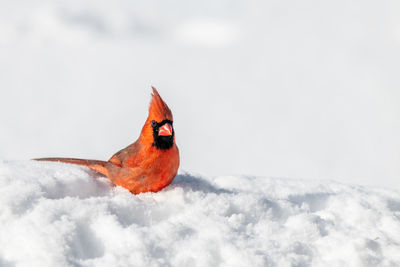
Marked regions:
[0,160,399,267]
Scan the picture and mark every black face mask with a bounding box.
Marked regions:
[151,119,174,150]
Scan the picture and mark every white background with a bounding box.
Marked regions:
[1,0,399,189]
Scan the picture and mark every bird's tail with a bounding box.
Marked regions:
[34,158,109,176]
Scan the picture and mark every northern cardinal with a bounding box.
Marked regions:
[35,87,179,194]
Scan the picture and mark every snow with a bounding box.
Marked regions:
[1,161,399,266]
[1,1,400,265]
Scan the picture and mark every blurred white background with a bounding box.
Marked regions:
[0,0,399,189]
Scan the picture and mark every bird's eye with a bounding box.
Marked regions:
[151,120,157,128]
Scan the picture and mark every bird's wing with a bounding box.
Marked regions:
[108,141,141,167]
[104,163,148,194]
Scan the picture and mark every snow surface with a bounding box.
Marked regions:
[1,160,400,267]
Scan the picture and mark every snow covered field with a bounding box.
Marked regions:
[1,161,400,266]
[1,1,400,266]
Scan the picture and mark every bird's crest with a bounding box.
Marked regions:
[148,87,173,122]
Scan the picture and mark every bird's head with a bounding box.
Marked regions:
[140,87,175,149]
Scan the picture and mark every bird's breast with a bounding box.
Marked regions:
[134,145,179,193]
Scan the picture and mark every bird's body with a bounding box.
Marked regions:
[36,88,179,194]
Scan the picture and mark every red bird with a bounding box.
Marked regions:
[36,88,179,194]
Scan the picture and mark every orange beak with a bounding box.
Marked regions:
[158,123,173,136]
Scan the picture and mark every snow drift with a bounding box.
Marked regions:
[0,160,399,267]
